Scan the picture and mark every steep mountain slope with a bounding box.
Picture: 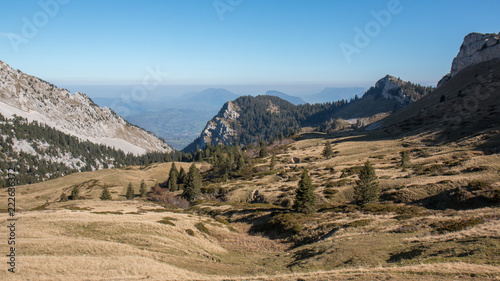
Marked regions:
[0,60,173,155]
[0,113,167,186]
[370,32,500,148]
[371,58,500,145]
[438,32,500,86]
[94,88,240,150]
[265,90,306,105]
[316,75,433,133]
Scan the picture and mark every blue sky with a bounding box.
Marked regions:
[0,0,499,95]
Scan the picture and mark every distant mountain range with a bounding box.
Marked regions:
[181,88,239,106]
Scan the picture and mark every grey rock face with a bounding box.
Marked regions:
[0,60,173,155]
[451,32,500,77]
[199,101,240,148]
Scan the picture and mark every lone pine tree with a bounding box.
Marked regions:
[294,169,316,214]
[182,163,202,202]
[100,186,112,200]
[259,141,269,158]
[400,151,410,171]
[126,182,134,200]
[71,186,79,200]
[322,141,334,159]
[167,162,179,191]
[139,180,147,197]
[270,153,277,170]
[354,160,380,205]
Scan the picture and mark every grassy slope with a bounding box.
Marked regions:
[1,133,499,280]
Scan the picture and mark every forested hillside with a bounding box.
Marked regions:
[185,76,434,152]
[0,113,168,186]
[184,95,354,152]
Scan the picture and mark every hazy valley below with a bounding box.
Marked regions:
[84,86,366,150]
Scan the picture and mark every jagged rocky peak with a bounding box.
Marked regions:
[0,60,173,155]
[375,75,403,93]
[199,101,240,148]
[438,32,500,87]
[368,75,411,105]
[217,100,240,120]
[452,32,500,76]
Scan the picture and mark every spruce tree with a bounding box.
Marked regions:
[71,186,79,200]
[126,182,134,200]
[354,161,380,205]
[322,141,334,159]
[168,172,178,191]
[294,169,316,213]
[270,153,276,170]
[182,163,202,202]
[178,167,187,185]
[164,153,171,162]
[400,151,410,171]
[100,186,112,200]
[139,180,147,197]
[167,162,179,191]
[236,153,245,171]
[259,141,269,158]
[169,162,179,178]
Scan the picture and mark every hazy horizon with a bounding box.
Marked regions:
[2,1,499,91]
[56,83,371,100]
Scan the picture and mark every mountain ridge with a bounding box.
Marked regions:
[0,60,173,155]
[264,90,306,105]
[184,75,432,151]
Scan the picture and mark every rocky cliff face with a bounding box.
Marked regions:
[198,101,240,148]
[363,75,431,106]
[323,75,433,131]
[373,75,413,105]
[438,32,500,87]
[0,60,173,155]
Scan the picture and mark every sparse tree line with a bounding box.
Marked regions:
[60,139,387,218]
[90,162,203,203]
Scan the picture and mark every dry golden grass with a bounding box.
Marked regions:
[0,162,196,210]
[1,134,499,280]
